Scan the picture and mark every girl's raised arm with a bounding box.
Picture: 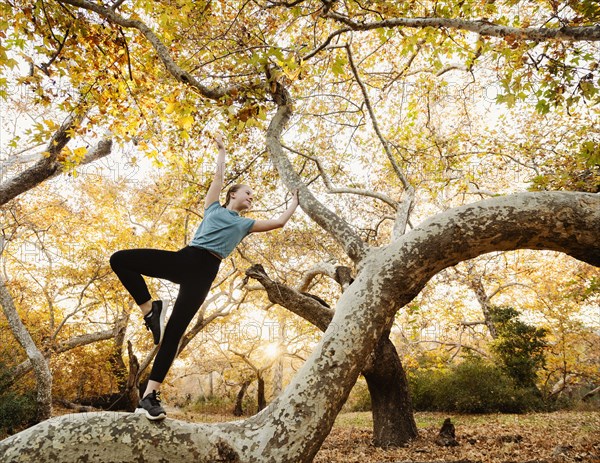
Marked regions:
[204,133,226,209]
[250,190,299,233]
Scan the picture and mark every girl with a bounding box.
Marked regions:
[110,133,299,420]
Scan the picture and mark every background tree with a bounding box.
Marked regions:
[489,306,548,391]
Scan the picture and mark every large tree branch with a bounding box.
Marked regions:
[245,264,334,331]
[297,262,337,292]
[297,262,354,292]
[326,10,600,42]
[0,123,113,206]
[266,103,369,264]
[8,319,127,385]
[55,322,126,354]
[57,0,261,100]
[0,112,79,205]
[245,263,385,378]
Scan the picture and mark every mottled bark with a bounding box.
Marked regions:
[2,191,599,462]
[0,413,244,462]
[297,262,339,292]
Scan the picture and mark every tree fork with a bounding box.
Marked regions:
[246,263,418,446]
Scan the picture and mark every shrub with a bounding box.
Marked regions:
[0,391,37,437]
[0,361,38,437]
[409,356,545,413]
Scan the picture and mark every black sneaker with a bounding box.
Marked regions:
[135,390,167,421]
[143,300,165,345]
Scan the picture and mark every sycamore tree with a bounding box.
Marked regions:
[1,0,600,462]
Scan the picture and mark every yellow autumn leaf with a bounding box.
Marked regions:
[73,146,87,161]
[43,119,58,130]
[178,115,194,130]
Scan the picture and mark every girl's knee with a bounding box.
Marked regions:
[109,250,126,270]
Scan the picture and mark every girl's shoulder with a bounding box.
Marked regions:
[205,201,222,212]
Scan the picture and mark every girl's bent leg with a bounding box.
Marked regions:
[109,248,189,305]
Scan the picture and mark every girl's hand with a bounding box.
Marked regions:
[290,189,299,205]
[213,132,225,150]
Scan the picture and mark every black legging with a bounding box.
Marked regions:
[110,246,221,383]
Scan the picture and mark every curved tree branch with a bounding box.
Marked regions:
[7,317,128,386]
[265,103,369,264]
[0,128,113,206]
[326,10,600,42]
[245,264,334,330]
[297,262,338,292]
[302,27,352,62]
[296,262,354,292]
[285,144,399,209]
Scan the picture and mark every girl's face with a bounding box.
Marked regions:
[230,185,254,211]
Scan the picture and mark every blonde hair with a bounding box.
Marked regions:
[223,184,246,207]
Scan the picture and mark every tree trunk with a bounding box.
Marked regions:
[272,357,284,398]
[257,376,266,413]
[109,314,129,390]
[363,332,418,446]
[233,381,250,417]
[246,263,418,446]
[468,277,499,339]
[126,341,141,410]
[0,272,53,421]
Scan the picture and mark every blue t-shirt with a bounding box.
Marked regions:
[190,201,255,258]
